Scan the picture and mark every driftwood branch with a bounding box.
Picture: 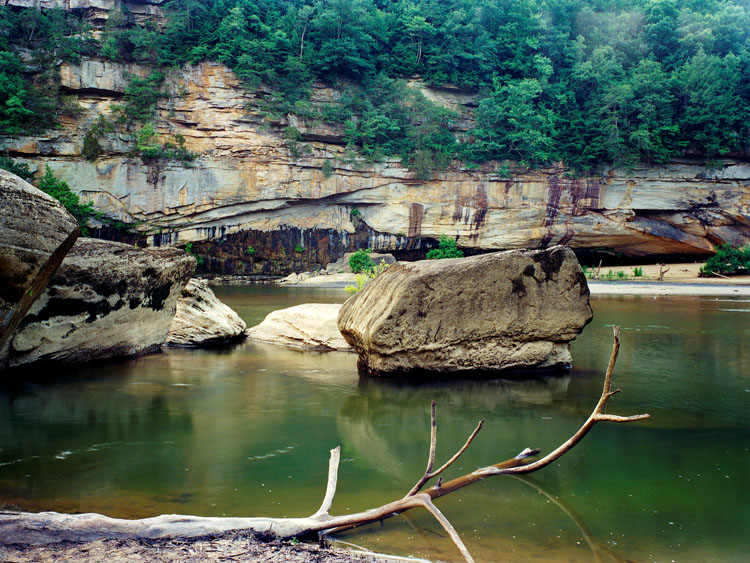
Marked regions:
[0,327,648,563]
[657,264,670,281]
[312,446,341,518]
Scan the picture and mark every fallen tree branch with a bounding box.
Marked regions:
[0,327,648,563]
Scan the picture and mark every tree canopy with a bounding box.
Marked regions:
[1,0,749,170]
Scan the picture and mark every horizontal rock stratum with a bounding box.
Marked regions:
[337,246,593,376]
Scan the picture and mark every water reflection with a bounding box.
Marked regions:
[0,288,748,562]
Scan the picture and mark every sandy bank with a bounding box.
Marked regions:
[588,281,750,296]
[279,262,750,296]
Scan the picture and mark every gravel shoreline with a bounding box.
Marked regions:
[0,530,417,563]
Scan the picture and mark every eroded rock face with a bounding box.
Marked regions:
[2,55,749,265]
[7,238,195,370]
[166,279,246,347]
[0,169,79,371]
[337,246,593,376]
[247,304,351,351]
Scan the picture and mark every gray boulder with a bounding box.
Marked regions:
[247,303,351,351]
[7,238,195,370]
[166,279,246,347]
[337,246,593,376]
[0,169,79,371]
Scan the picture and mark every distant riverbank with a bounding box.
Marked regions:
[270,262,750,296]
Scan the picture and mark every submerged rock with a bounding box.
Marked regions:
[337,246,593,376]
[7,238,195,370]
[0,169,79,371]
[247,303,351,351]
[166,279,246,347]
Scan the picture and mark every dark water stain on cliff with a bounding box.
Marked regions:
[408,203,424,238]
[452,183,489,238]
[539,176,603,248]
[190,223,375,276]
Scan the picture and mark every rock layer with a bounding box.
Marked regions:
[2,50,749,268]
[247,304,351,351]
[0,169,79,371]
[7,238,195,370]
[166,279,246,347]
[337,246,593,375]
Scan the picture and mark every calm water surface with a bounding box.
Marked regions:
[0,286,748,562]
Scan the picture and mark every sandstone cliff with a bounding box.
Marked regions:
[2,3,749,273]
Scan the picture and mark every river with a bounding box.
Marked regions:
[0,286,748,562]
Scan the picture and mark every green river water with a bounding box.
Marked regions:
[0,286,748,562]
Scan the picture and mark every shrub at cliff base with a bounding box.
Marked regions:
[37,165,97,236]
[349,248,375,273]
[426,235,464,259]
[700,244,750,276]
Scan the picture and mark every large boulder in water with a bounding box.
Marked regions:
[0,169,79,371]
[337,246,593,376]
[166,279,247,347]
[6,238,195,370]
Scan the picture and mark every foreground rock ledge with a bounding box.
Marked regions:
[0,169,79,370]
[7,239,195,369]
[337,246,593,376]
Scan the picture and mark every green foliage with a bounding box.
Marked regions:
[633,266,644,277]
[321,158,334,178]
[700,244,750,276]
[349,248,374,273]
[294,243,304,253]
[135,123,196,163]
[82,116,115,161]
[345,260,389,295]
[37,165,96,235]
[113,72,166,124]
[495,164,512,179]
[0,156,34,181]
[0,6,94,134]
[617,270,627,280]
[4,1,750,170]
[426,235,464,260]
[245,245,257,255]
[184,241,205,266]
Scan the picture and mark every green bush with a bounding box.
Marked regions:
[349,248,375,273]
[37,165,97,235]
[0,156,33,181]
[321,159,334,178]
[700,244,750,276]
[294,244,304,253]
[113,72,166,124]
[245,245,256,255]
[346,261,389,295]
[185,241,204,266]
[82,116,115,161]
[426,235,464,259]
[135,123,196,163]
[633,267,644,277]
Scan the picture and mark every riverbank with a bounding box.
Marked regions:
[0,530,417,563]
[270,262,750,295]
